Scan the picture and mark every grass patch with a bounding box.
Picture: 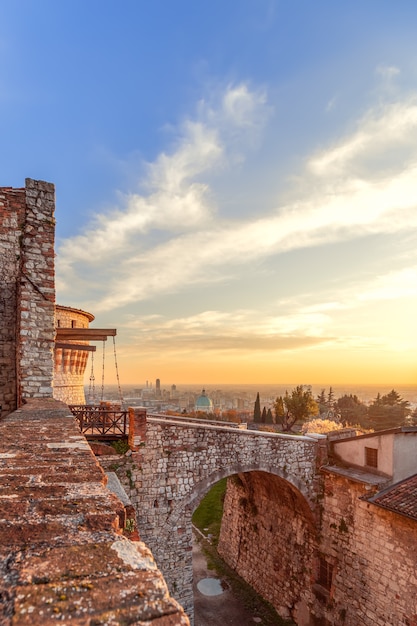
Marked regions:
[192,478,226,545]
[110,438,129,455]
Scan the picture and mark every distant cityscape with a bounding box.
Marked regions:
[88,381,417,416]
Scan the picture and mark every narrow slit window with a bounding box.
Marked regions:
[365,447,378,468]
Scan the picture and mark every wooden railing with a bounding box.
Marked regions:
[69,405,128,439]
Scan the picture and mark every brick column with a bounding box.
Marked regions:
[128,407,147,451]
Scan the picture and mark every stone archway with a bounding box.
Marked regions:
[149,466,318,624]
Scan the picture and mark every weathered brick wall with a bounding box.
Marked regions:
[54,305,94,405]
[0,187,26,416]
[0,179,56,416]
[218,471,318,622]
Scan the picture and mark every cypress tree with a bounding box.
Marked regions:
[261,407,267,423]
[254,392,261,423]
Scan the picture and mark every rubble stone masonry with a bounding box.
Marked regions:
[0,185,25,416]
[317,469,417,626]
[110,416,319,622]
[0,179,55,416]
[217,465,417,625]
[0,398,189,625]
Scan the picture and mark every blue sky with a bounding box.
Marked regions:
[2,1,417,385]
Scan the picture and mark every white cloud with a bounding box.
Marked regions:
[58,83,268,274]
[57,87,417,318]
[309,98,417,177]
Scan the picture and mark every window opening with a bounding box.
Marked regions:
[318,557,333,591]
[365,447,378,468]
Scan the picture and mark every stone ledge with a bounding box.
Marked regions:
[0,398,189,625]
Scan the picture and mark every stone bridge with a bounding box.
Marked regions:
[126,412,326,621]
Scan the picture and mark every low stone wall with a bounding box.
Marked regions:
[0,398,189,625]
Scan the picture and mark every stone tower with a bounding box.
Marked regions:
[53,305,95,405]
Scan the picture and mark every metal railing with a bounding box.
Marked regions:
[69,405,128,439]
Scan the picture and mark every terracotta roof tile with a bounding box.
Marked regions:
[369,473,417,521]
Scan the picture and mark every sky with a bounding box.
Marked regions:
[1,1,417,386]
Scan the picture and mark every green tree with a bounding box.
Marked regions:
[327,386,335,409]
[274,385,319,432]
[316,389,327,415]
[335,394,368,427]
[368,389,410,430]
[254,392,261,423]
[261,407,267,423]
[266,408,274,424]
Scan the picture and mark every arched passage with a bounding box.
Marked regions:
[134,419,322,623]
[153,467,318,624]
[168,462,316,529]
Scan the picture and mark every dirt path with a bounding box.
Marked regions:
[192,529,278,626]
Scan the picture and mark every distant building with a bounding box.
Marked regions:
[195,389,213,413]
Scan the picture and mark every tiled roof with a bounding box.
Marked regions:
[368,473,417,521]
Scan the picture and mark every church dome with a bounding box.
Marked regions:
[195,389,213,412]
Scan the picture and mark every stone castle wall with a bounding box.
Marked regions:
[316,470,417,626]
[217,466,417,625]
[0,179,55,417]
[54,305,95,405]
[0,186,25,416]
[0,398,189,626]
[118,415,320,622]
[218,471,318,622]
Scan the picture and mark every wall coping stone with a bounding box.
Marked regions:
[0,398,189,625]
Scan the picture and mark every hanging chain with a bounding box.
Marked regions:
[113,336,124,406]
[88,351,96,404]
[101,340,105,402]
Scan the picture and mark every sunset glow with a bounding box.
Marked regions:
[1,2,417,387]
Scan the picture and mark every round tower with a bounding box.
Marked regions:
[53,305,95,405]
